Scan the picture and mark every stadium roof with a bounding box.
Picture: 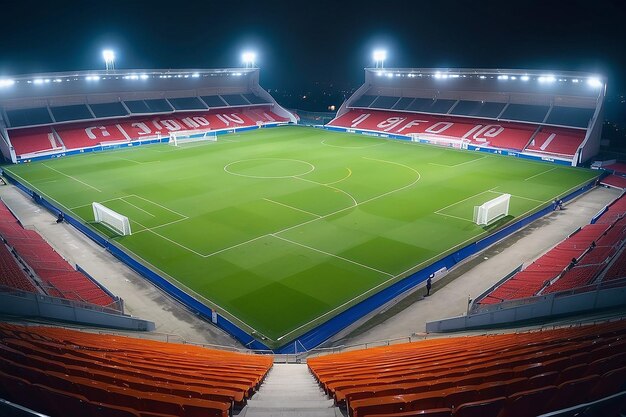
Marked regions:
[0,68,261,107]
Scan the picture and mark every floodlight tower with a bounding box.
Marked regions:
[103,49,115,71]
[373,49,387,69]
[242,51,256,68]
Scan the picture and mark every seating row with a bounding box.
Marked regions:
[8,106,287,157]
[4,94,272,128]
[480,198,626,305]
[352,94,593,129]
[0,323,273,417]
[307,320,626,417]
[327,109,585,157]
[0,201,115,306]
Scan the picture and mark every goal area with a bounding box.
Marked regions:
[473,193,511,225]
[92,202,132,236]
[168,130,217,147]
[410,133,469,150]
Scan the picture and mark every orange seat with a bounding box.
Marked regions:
[452,396,506,417]
[499,386,558,417]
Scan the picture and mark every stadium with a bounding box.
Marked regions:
[1,10,626,417]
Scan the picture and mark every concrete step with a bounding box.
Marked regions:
[246,399,335,409]
[253,392,328,401]
[240,364,341,417]
[242,410,338,417]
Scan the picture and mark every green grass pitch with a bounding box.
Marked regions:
[3,126,598,346]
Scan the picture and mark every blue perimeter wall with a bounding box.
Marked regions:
[2,125,599,353]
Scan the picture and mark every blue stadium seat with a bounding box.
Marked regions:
[220,94,249,106]
[201,95,228,108]
[370,96,401,109]
[405,97,436,112]
[428,99,457,114]
[89,102,129,118]
[392,97,416,110]
[124,99,173,114]
[5,107,53,127]
[545,106,594,128]
[167,97,207,111]
[351,95,378,108]
[50,105,94,122]
[242,93,270,105]
[500,104,550,123]
[450,100,506,119]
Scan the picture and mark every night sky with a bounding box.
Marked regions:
[1,0,624,92]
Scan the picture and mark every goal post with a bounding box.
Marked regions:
[473,194,511,226]
[92,202,132,236]
[169,130,217,147]
[409,133,469,149]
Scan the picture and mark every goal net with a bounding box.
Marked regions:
[410,133,469,150]
[473,194,511,226]
[168,130,217,147]
[92,202,132,236]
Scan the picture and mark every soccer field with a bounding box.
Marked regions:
[3,126,598,346]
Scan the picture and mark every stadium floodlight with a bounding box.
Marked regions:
[33,79,44,85]
[538,75,556,83]
[587,77,602,88]
[242,51,256,68]
[520,75,530,81]
[497,75,509,80]
[0,79,15,88]
[102,49,115,71]
[373,49,387,68]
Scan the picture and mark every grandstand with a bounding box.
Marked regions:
[327,69,605,165]
[0,68,295,162]
[1,63,626,417]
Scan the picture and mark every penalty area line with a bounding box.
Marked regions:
[42,164,102,193]
[263,198,321,218]
[271,234,394,278]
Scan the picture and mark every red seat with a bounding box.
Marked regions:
[527,371,560,389]
[367,409,453,417]
[548,375,600,410]
[588,366,626,400]
[88,402,142,417]
[499,386,558,417]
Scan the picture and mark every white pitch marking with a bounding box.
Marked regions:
[271,234,394,277]
[42,164,102,193]
[120,197,156,217]
[128,194,188,219]
[131,217,190,234]
[428,155,488,168]
[263,198,321,218]
[524,167,558,181]
[203,235,269,258]
[323,168,352,186]
[435,212,475,223]
[487,190,544,203]
[295,176,358,207]
[223,158,315,179]
[435,188,496,214]
[321,139,386,149]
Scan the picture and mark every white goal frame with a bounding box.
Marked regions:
[410,133,469,150]
[169,130,217,147]
[473,193,511,225]
[92,202,132,236]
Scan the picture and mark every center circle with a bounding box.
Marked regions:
[224,158,315,179]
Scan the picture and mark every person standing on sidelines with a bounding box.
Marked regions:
[426,274,433,297]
